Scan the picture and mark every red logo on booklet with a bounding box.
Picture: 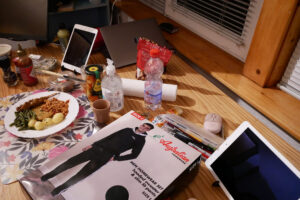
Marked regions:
[160,139,189,163]
[131,112,145,120]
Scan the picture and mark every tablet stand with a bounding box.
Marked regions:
[61,65,80,75]
[212,181,220,187]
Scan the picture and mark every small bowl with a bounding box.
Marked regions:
[0,44,12,57]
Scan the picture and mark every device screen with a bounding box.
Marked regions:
[63,28,95,68]
[211,128,300,200]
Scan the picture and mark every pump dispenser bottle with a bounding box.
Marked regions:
[101,59,124,112]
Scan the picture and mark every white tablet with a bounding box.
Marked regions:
[61,24,98,73]
[205,121,300,200]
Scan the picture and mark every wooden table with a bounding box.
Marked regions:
[114,0,300,142]
[0,44,299,200]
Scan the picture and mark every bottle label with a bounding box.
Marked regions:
[93,79,102,92]
[15,67,20,74]
[102,89,124,111]
[144,90,162,105]
[59,38,68,52]
[19,65,38,85]
[29,67,36,77]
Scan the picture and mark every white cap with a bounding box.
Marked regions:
[106,58,115,76]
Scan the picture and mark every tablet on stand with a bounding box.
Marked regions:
[61,24,98,74]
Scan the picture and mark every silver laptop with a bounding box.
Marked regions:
[100,18,168,68]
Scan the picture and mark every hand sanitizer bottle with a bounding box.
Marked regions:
[102,59,124,112]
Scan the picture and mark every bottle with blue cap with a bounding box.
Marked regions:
[101,59,124,112]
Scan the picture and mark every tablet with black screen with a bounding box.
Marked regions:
[61,24,98,73]
[206,121,300,200]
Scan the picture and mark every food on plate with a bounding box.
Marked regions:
[33,106,53,121]
[34,121,45,130]
[35,113,64,130]
[16,93,58,112]
[42,118,54,126]
[52,113,65,124]
[32,98,69,121]
[40,98,69,117]
[10,93,69,131]
[28,119,37,128]
[10,109,36,131]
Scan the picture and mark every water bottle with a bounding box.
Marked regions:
[144,49,164,110]
[102,59,124,112]
[57,23,70,53]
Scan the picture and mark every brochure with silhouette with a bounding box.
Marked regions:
[20,111,201,200]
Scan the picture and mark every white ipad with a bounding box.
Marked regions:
[61,24,98,73]
[205,121,300,200]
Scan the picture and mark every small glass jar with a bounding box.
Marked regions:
[0,44,18,87]
[81,64,103,102]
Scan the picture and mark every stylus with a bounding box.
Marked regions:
[37,69,85,82]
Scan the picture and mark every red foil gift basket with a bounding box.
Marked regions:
[136,38,172,80]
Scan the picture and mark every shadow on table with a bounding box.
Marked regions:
[164,78,222,96]
[164,95,196,107]
[158,164,200,200]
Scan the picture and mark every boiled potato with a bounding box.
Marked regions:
[42,118,53,127]
[34,121,45,130]
[28,119,37,128]
[52,113,64,124]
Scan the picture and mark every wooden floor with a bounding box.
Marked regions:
[114,0,300,141]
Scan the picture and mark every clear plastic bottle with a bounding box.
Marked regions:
[102,59,124,112]
[57,23,70,53]
[144,49,164,110]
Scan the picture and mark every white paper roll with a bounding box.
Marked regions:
[121,78,177,101]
